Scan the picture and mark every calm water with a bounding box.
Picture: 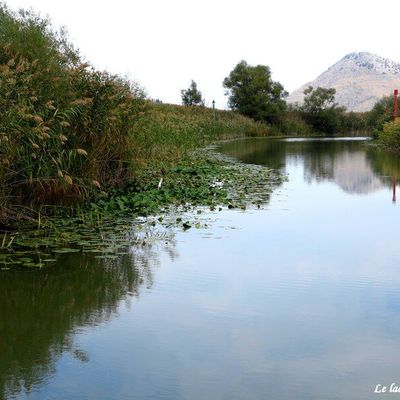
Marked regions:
[3,137,400,400]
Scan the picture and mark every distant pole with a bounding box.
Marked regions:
[394,89,398,121]
[212,100,216,121]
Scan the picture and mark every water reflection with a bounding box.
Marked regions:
[0,239,175,399]
[4,137,400,400]
[219,138,398,197]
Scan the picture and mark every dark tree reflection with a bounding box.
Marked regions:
[0,238,176,399]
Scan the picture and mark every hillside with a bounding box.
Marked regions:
[287,52,400,112]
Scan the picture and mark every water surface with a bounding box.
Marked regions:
[3,137,400,400]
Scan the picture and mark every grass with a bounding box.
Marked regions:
[0,2,282,270]
[0,3,145,221]
[1,148,284,269]
[129,101,270,168]
[0,4,272,226]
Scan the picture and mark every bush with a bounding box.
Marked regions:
[377,119,400,152]
[367,95,396,138]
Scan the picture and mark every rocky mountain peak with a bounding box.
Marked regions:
[287,52,400,111]
[333,52,400,75]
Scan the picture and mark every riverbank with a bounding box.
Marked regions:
[0,4,274,227]
[0,96,271,225]
[0,144,284,269]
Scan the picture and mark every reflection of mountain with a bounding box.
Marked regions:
[304,151,385,194]
[219,138,397,196]
[0,240,175,399]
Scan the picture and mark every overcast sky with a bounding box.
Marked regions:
[6,0,400,108]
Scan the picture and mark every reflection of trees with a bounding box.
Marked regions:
[366,147,400,179]
[220,139,397,195]
[219,139,287,170]
[0,238,176,399]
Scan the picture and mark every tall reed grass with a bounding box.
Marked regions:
[0,4,145,220]
[130,102,269,168]
[0,3,270,224]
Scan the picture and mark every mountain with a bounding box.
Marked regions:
[287,52,400,112]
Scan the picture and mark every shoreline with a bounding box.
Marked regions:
[0,142,284,270]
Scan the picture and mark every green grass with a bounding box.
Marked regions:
[0,4,271,226]
[129,101,270,168]
[0,149,284,269]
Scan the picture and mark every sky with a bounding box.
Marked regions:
[5,0,400,108]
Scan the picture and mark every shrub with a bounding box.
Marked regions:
[377,119,400,152]
[367,95,396,138]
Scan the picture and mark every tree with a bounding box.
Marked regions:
[301,86,345,134]
[367,95,396,137]
[302,86,337,113]
[181,80,204,106]
[223,60,287,124]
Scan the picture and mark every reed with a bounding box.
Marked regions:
[0,3,270,225]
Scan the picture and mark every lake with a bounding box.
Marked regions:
[3,137,400,400]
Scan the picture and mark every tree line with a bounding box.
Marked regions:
[181,60,395,136]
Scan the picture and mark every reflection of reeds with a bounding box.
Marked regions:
[0,247,166,399]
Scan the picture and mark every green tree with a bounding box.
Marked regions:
[222,60,287,124]
[181,80,204,106]
[301,86,344,134]
[367,95,396,137]
[377,119,400,152]
[302,86,337,113]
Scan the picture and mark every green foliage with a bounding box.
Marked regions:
[181,80,203,106]
[302,86,337,112]
[129,101,270,168]
[300,86,345,134]
[341,111,368,134]
[0,3,270,225]
[223,60,287,125]
[280,109,313,135]
[95,154,280,216]
[367,95,395,137]
[377,119,400,152]
[1,152,283,268]
[0,4,79,70]
[0,4,144,216]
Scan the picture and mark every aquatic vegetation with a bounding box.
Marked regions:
[0,4,270,226]
[0,4,279,268]
[0,149,283,269]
